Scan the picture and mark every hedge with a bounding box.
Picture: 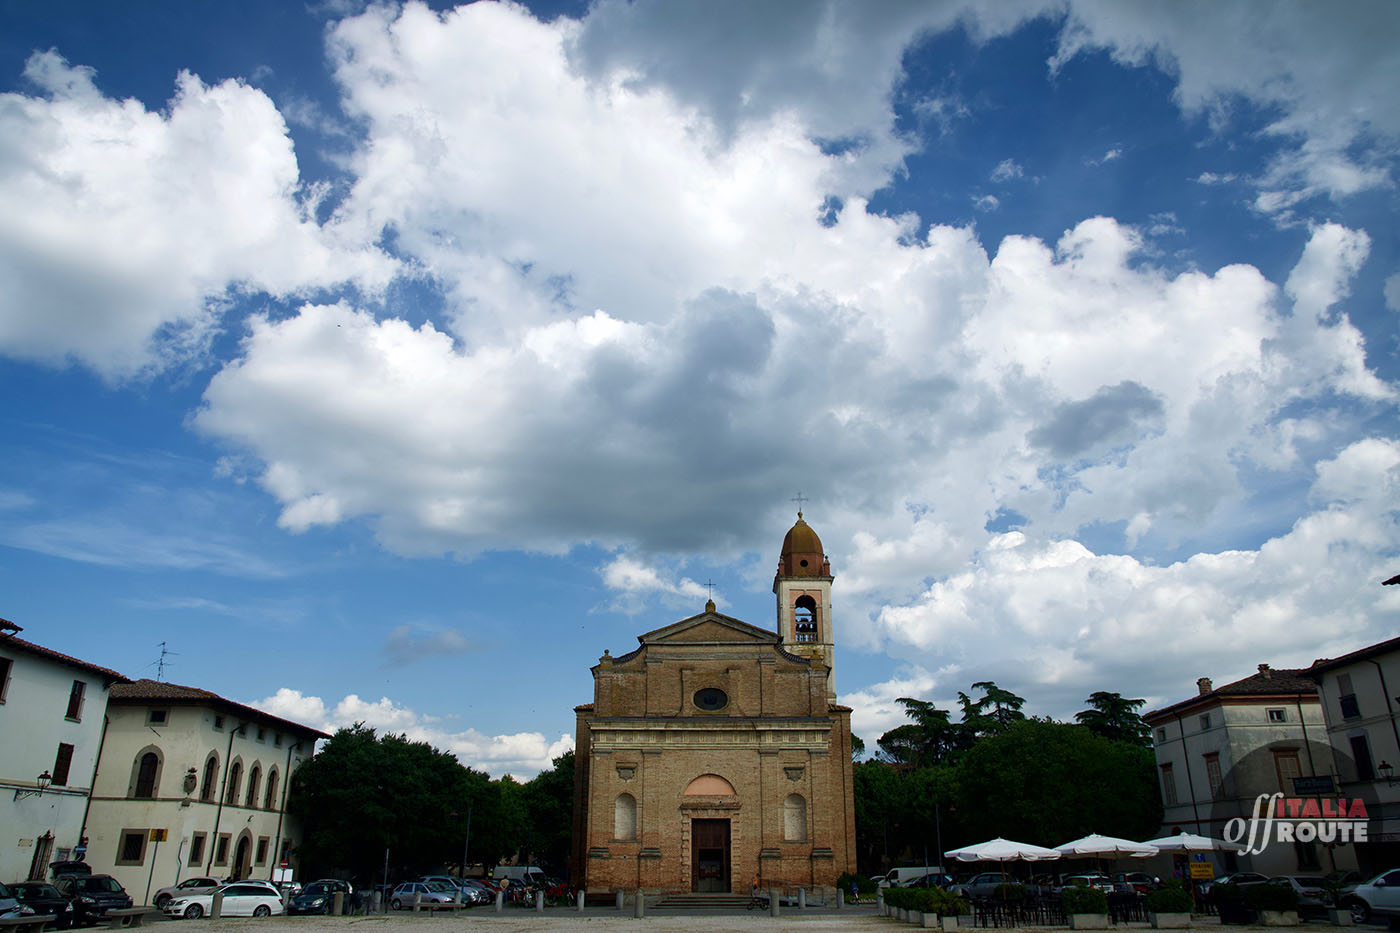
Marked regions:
[1062,886,1109,915]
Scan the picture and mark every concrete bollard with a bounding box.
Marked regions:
[535,890,544,913]
[799,888,807,909]
[412,892,422,913]
[769,888,780,918]
[836,889,844,910]
[877,890,885,914]
[634,890,645,918]
[211,892,224,919]
[371,892,382,914]
[577,890,585,913]
[616,889,624,911]
[495,890,504,913]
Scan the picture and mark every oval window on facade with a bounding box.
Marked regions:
[693,688,728,711]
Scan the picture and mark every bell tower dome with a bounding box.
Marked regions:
[773,510,836,699]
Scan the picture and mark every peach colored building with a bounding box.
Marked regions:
[570,515,857,897]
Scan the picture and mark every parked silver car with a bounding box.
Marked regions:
[153,877,224,909]
[1343,868,1400,924]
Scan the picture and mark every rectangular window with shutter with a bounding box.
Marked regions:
[189,833,206,866]
[1274,749,1302,794]
[1204,753,1224,798]
[1160,764,1178,806]
[0,655,12,702]
[52,743,74,786]
[65,680,86,721]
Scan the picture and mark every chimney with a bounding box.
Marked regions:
[1258,663,1272,678]
[1197,677,1213,696]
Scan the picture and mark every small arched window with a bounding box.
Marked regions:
[246,765,261,808]
[784,794,807,841]
[614,793,637,841]
[133,751,160,799]
[200,753,219,802]
[264,768,279,810]
[226,761,242,805]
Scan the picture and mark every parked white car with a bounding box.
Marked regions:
[1344,868,1400,924]
[153,877,224,909]
[163,881,285,919]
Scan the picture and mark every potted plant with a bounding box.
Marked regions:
[1063,885,1110,930]
[922,888,970,931]
[1145,881,1193,929]
[1212,882,1254,925]
[1320,878,1353,926]
[1246,883,1300,926]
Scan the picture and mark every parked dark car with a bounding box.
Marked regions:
[287,881,347,915]
[10,882,76,929]
[53,874,133,925]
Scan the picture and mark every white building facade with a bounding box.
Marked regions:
[83,680,325,904]
[1145,664,1358,879]
[1307,635,1400,876]
[0,628,127,881]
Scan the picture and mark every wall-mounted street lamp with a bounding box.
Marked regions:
[1378,760,1396,786]
[14,770,52,800]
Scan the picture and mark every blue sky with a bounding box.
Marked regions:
[2,0,1397,777]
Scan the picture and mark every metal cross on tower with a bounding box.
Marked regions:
[791,491,808,517]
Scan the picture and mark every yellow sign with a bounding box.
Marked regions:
[1188,863,1215,879]
[149,829,168,842]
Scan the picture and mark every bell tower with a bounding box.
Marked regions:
[773,509,836,699]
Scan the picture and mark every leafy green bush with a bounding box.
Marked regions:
[1145,881,1193,914]
[1211,882,1244,903]
[883,887,970,917]
[1244,883,1299,911]
[1062,886,1109,915]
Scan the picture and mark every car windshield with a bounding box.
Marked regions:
[302,884,333,896]
[77,878,124,894]
[17,885,61,899]
[425,882,455,893]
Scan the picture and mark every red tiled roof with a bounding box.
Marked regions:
[1145,666,1317,722]
[1307,634,1400,676]
[0,633,130,684]
[111,678,329,739]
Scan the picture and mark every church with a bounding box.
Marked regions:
[569,513,857,896]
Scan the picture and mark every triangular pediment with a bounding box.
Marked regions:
[639,611,781,646]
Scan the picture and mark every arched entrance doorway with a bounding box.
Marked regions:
[232,834,252,880]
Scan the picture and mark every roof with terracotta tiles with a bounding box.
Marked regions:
[111,678,329,739]
[0,631,130,683]
[1145,665,1317,722]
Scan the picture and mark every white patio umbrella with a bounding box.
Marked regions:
[946,837,1063,862]
[1054,833,1159,859]
[1141,832,1245,854]
[945,838,1062,898]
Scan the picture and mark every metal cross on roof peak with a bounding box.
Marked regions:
[791,491,808,518]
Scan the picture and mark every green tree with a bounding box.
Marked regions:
[519,751,574,876]
[957,681,1027,739]
[955,719,1162,847]
[879,698,966,766]
[1074,691,1151,745]
[288,724,479,882]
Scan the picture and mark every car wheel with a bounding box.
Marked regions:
[185,904,204,920]
[253,905,271,918]
[390,899,402,911]
[155,895,171,909]
[1348,900,1370,924]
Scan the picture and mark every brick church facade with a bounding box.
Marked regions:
[570,514,857,896]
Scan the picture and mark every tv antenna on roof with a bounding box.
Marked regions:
[155,641,178,682]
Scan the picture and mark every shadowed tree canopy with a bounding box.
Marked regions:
[1075,691,1152,745]
[956,718,1162,847]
